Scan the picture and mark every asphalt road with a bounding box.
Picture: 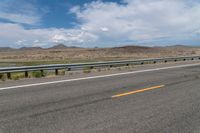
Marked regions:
[1,62,200,133]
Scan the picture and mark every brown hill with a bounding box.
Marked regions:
[0,45,199,64]
[0,47,13,52]
[19,47,43,51]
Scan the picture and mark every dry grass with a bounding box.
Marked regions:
[0,45,200,66]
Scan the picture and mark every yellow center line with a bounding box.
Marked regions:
[112,85,165,98]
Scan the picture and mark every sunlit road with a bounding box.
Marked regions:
[1,62,200,133]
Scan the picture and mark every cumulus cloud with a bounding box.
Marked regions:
[50,30,98,44]
[100,27,109,32]
[0,23,98,47]
[1,0,200,47]
[0,0,43,25]
[0,12,40,25]
[71,0,200,44]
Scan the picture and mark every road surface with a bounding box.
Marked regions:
[1,61,200,133]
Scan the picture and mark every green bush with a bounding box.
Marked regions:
[32,71,42,78]
[12,75,20,80]
[11,73,25,80]
[0,74,6,81]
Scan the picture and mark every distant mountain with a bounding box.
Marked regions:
[19,47,43,50]
[0,44,80,51]
[110,45,158,53]
[164,45,195,48]
[0,44,198,51]
[114,45,151,49]
[49,44,80,49]
[49,44,71,49]
[0,47,14,51]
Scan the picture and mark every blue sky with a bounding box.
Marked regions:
[0,0,200,48]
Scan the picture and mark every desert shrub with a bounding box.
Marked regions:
[97,68,101,72]
[68,72,73,75]
[117,67,122,71]
[83,67,91,73]
[191,51,196,55]
[12,73,25,80]
[32,71,42,78]
[0,74,6,81]
[12,75,20,80]
[60,69,66,75]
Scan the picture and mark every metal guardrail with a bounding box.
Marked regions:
[0,56,200,79]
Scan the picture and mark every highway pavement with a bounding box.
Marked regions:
[1,61,200,133]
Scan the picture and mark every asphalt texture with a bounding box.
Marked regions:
[1,61,200,133]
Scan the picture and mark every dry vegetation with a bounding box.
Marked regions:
[0,45,200,66]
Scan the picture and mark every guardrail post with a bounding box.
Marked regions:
[25,71,28,78]
[7,72,11,79]
[55,69,58,75]
[41,70,44,77]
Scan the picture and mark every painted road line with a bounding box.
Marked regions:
[112,85,165,98]
[0,62,200,91]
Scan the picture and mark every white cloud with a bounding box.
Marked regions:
[0,23,98,48]
[0,0,43,25]
[50,30,98,44]
[1,0,200,47]
[34,40,39,43]
[100,27,109,32]
[70,0,200,45]
[0,12,40,25]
